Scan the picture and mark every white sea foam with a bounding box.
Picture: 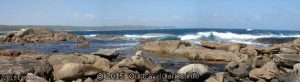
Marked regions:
[179,31,300,41]
[83,34,97,38]
[178,31,300,46]
[246,29,253,31]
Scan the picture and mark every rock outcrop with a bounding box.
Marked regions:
[274,54,300,68]
[142,40,248,62]
[249,62,279,81]
[201,40,247,52]
[91,49,120,61]
[0,28,85,43]
[0,56,53,80]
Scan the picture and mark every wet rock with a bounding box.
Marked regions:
[225,61,252,78]
[177,64,214,81]
[274,54,300,68]
[92,49,120,61]
[201,40,247,52]
[249,62,279,81]
[255,37,297,44]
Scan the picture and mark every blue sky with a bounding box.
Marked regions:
[0,0,300,30]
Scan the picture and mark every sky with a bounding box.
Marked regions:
[0,0,300,30]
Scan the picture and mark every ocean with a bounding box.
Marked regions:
[2,28,300,54]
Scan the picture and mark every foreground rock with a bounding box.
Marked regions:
[0,28,85,43]
[201,40,247,52]
[249,62,279,81]
[91,49,120,61]
[47,55,110,81]
[142,40,248,62]
[178,64,214,81]
[225,61,252,78]
[111,51,156,73]
[0,55,53,81]
[274,54,300,68]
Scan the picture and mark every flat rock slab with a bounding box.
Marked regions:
[92,49,119,61]
[0,57,52,79]
[274,54,300,68]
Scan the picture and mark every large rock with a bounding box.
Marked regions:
[92,49,120,61]
[274,54,300,68]
[0,28,85,43]
[273,43,300,52]
[48,55,110,81]
[279,48,298,54]
[293,38,300,44]
[185,47,248,62]
[142,40,247,62]
[0,56,52,81]
[240,46,258,56]
[111,51,156,73]
[225,61,252,78]
[205,72,224,82]
[256,47,280,55]
[249,62,279,81]
[178,64,214,81]
[201,40,247,52]
[142,40,191,55]
[54,63,85,81]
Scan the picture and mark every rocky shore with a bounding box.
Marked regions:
[1,28,300,82]
[0,28,85,44]
[140,38,300,82]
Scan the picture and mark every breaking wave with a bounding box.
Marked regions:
[179,31,300,40]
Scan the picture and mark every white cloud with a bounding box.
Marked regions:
[66,13,96,19]
[254,16,262,20]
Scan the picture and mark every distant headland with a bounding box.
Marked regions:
[0,25,176,32]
